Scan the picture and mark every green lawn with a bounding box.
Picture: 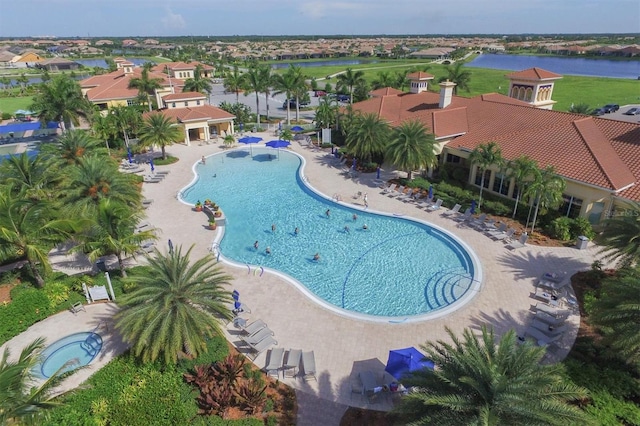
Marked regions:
[0,96,34,116]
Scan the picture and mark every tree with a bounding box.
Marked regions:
[258,65,275,122]
[0,338,70,424]
[525,165,566,234]
[223,66,245,103]
[440,62,472,94]
[0,187,83,287]
[114,245,234,364]
[30,74,93,132]
[90,110,118,153]
[345,113,390,164]
[386,120,437,180]
[468,141,504,209]
[371,71,395,90]
[0,76,11,91]
[336,68,365,104]
[16,73,29,93]
[40,129,107,167]
[272,69,299,126]
[183,64,213,96]
[394,71,410,91]
[243,64,266,123]
[596,200,640,267]
[590,266,640,367]
[110,105,142,148]
[127,68,163,112]
[506,155,538,219]
[0,152,60,201]
[314,97,339,129]
[394,327,591,426]
[138,113,182,160]
[568,103,591,114]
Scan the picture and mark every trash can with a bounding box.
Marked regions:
[576,236,589,250]
[96,260,106,272]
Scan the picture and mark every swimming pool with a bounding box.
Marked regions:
[35,332,103,378]
[180,148,481,320]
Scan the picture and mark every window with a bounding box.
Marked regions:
[446,153,461,164]
[492,172,509,196]
[558,194,583,219]
[184,102,188,107]
[474,169,490,188]
[196,100,201,105]
[171,102,176,108]
[126,99,135,106]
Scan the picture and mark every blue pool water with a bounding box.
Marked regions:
[36,332,103,378]
[180,148,481,319]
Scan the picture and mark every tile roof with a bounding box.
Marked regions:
[80,68,171,102]
[152,105,235,123]
[506,67,563,80]
[406,71,434,80]
[163,91,206,101]
[351,87,640,200]
[370,87,404,97]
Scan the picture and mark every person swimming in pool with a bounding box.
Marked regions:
[294,227,299,235]
[313,252,320,261]
[266,246,272,255]
[271,224,276,233]
[325,209,331,218]
[253,241,259,250]
[352,213,358,221]
[344,225,350,233]
[363,223,368,230]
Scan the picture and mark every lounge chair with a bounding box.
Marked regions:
[506,233,529,249]
[397,188,415,202]
[468,213,487,228]
[70,301,85,315]
[248,335,277,359]
[534,310,568,325]
[388,186,405,198]
[537,272,569,291]
[524,325,564,346]
[531,319,568,336]
[242,326,275,346]
[239,319,267,336]
[283,349,302,378]
[426,198,443,212]
[485,222,507,236]
[532,288,561,307]
[442,203,462,217]
[381,183,397,194]
[478,218,496,231]
[143,175,162,183]
[263,347,285,378]
[301,350,317,382]
[453,208,472,222]
[407,192,425,203]
[534,303,570,318]
[492,227,515,241]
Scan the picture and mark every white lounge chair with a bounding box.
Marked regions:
[468,213,487,228]
[485,222,507,236]
[239,319,267,336]
[248,335,277,360]
[532,288,561,307]
[531,319,568,336]
[524,325,563,346]
[506,233,529,249]
[534,310,568,326]
[242,327,274,346]
[453,208,472,222]
[301,350,317,382]
[388,185,405,198]
[537,272,569,291]
[397,188,415,202]
[426,198,443,212]
[283,349,302,378]
[442,203,461,217]
[70,301,85,315]
[534,303,570,318]
[381,183,397,194]
[263,347,285,378]
[492,227,515,241]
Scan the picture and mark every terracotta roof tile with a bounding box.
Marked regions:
[370,87,404,97]
[81,68,171,102]
[506,67,562,80]
[406,71,434,80]
[153,105,235,123]
[163,91,206,101]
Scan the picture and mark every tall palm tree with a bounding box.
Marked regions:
[0,338,70,424]
[289,65,308,121]
[183,64,213,96]
[223,66,245,104]
[440,62,472,95]
[127,68,163,112]
[345,113,390,164]
[0,152,60,201]
[138,113,182,160]
[525,165,566,234]
[76,199,156,277]
[30,74,93,132]
[590,266,640,367]
[258,65,275,122]
[110,105,142,148]
[90,110,118,153]
[371,71,395,90]
[468,141,504,209]
[243,64,266,124]
[596,200,640,267]
[0,187,83,287]
[272,69,299,126]
[386,120,437,180]
[506,155,538,219]
[394,71,410,91]
[115,245,234,364]
[394,326,591,426]
[40,129,107,167]
[314,97,339,129]
[336,68,365,104]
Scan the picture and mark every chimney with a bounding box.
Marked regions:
[439,80,456,109]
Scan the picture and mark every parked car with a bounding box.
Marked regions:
[314,90,327,97]
[602,104,620,113]
[591,108,606,116]
[623,107,640,115]
[282,99,310,109]
[336,94,350,102]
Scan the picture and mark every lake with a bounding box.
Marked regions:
[467,54,640,79]
[271,59,378,69]
[75,58,151,69]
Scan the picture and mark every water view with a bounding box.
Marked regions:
[271,59,378,69]
[467,54,640,79]
[74,58,151,68]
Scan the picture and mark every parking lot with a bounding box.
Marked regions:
[595,104,640,124]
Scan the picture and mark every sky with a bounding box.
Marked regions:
[0,0,638,38]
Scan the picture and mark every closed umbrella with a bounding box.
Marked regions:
[352,157,357,170]
[428,185,433,201]
[471,199,477,214]
[127,148,133,164]
[149,158,155,172]
[376,166,381,179]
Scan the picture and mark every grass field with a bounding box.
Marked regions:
[0,96,34,116]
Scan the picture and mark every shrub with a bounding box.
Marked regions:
[570,217,595,240]
[1,112,12,120]
[547,217,573,241]
[482,200,512,217]
[0,286,51,345]
[452,167,468,184]
[43,281,71,308]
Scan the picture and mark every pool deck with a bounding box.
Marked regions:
[1,132,606,423]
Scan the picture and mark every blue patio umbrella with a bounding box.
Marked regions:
[266,139,291,159]
[471,199,477,214]
[237,136,263,156]
[291,125,304,132]
[278,122,282,131]
[127,148,133,164]
[376,165,381,179]
[149,158,155,172]
[428,185,434,200]
[385,347,434,381]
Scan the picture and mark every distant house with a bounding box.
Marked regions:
[15,51,43,63]
[0,51,18,67]
[122,39,138,47]
[152,61,214,80]
[36,57,79,71]
[409,47,455,60]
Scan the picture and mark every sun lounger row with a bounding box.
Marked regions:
[263,348,316,381]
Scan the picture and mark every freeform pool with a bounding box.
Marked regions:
[180,148,482,320]
[36,332,103,378]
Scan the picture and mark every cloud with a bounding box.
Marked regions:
[300,1,369,19]
[161,7,186,30]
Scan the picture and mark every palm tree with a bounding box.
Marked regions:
[568,103,591,114]
[590,266,640,367]
[138,113,182,160]
[386,120,437,180]
[288,65,308,121]
[440,62,472,95]
[40,129,107,166]
[0,187,83,287]
[0,152,60,201]
[127,68,163,112]
[90,110,118,153]
[506,155,538,219]
[314,97,339,129]
[596,200,640,267]
[525,165,566,234]
[0,338,70,424]
[183,64,213,96]
[114,245,234,364]
[272,69,299,126]
[223,66,245,103]
[394,326,591,426]
[345,113,390,164]
[258,65,275,122]
[336,68,365,104]
[371,71,395,90]
[394,71,410,91]
[468,141,504,209]
[30,74,93,132]
[110,105,142,148]
[243,64,266,123]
